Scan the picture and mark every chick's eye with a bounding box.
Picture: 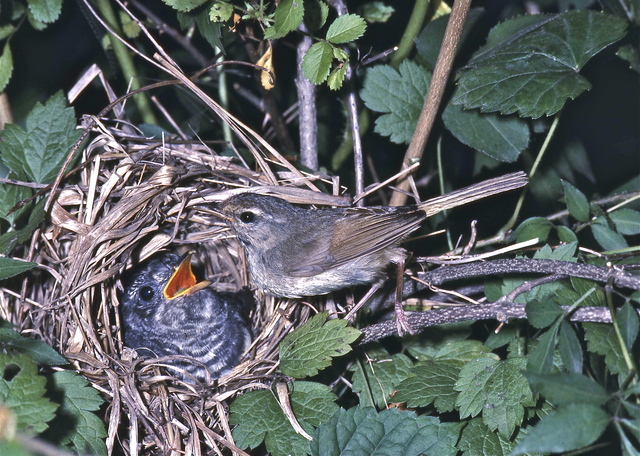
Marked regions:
[239,211,255,223]
[139,286,155,301]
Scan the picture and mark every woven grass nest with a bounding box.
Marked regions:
[5,111,347,454]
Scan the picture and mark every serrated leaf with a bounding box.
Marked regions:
[351,352,413,409]
[584,322,628,376]
[458,418,513,456]
[453,11,627,118]
[27,0,62,23]
[231,381,337,456]
[0,328,67,366]
[0,184,31,226]
[302,41,334,84]
[326,14,366,44]
[311,406,461,456]
[455,357,534,437]
[209,2,233,22]
[0,257,37,281]
[570,277,605,307]
[526,300,563,329]
[327,63,347,90]
[264,0,304,39]
[558,320,583,373]
[403,322,473,360]
[556,225,578,243]
[533,241,577,261]
[0,353,57,433]
[0,42,13,93]
[526,321,560,374]
[0,92,82,184]
[392,360,462,412]
[561,179,590,222]
[304,0,329,32]
[486,326,518,349]
[360,2,395,23]
[617,302,639,350]
[43,371,107,455]
[609,208,640,235]
[434,340,494,363]
[195,8,224,51]
[524,372,609,407]
[361,61,431,144]
[511,403,610,454]
[442,103,528,162]
[279,312,360,378]
[514,217,553,243]
[161,0,207,13]
[592,217,629,251]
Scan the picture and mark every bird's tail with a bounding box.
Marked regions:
[418,171,529,217]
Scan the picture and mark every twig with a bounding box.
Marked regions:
[296,23,318,171]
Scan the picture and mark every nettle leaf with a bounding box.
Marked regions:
[0,353,57,433]
[44,371,107,455]
[592,217,629,251]
[27,0,62,23]
[264,0,304,39]
[558,320,583,373]
[442,103,529,162]
[279,312,360,378]
[0,328,66,366]
[455,357,534,437]
[617,302,639,351]
[209,2,234,22]
[392,360,462,412]
[609,208,640,235]
[571,277,605,307]
[195,8,224,51]
[0,257,37,281]
[351,352,413,409]
[511,403,610,454]
[230,381,337,456]
[326,14,366,44]
[514,217,554,243]
[458,418,513,456]
[524,372,609,407]
[0,92,82,184]
[361,60,431,144]
[453,11,627,118]
[161,0,207,13]
[0,42,13,93]
[526,320,560,374]
[584,322,629,376]
[526,299,563,329]
[311,406,461,456]
[302,41,334,84]
[561,180,590,222]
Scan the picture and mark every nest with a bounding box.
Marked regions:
[0,113,338,454]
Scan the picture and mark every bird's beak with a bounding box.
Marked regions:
[163,253,212,300]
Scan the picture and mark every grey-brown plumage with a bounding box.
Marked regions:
[120,254,252,380]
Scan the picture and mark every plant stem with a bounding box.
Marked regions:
[390,0,431,68]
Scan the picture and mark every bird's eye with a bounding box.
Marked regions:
[239,211,255,223]
[139,286,155,301]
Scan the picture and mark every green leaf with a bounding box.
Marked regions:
[526,321,560,374]
[526,299,563,329]
[161,0,207,13]
[302,41,335,84]
[0,184,31,226]
[27,0,62,23]
[592,217,629,251]
[209,2,233,22]
[514,217,554,243]
[442,104,529,162]
[360,2,395,23]
[458,418,513,456]
[511,403,610,454]
[325,14,366,44]
[0,257,37,281]
[195,8,224,51]
[533,241,577,261]
[350,353,413,409]
[327,63,348,90]
[556,225,578,243]
[584,322,629,376]
[617,302,639,350]
[0,353,58,433]
[0,92,82,184]
[361,61,431,144]
[44,371,107,455]
[311,406,461,456]
[303,0,329,32]
[453,11,627,118]
[0,42,13,93]
[0,328,66,366]
[392,360,461,412]
[279,312,360,378]
[230,381,337,456]
[524,372,609,407]
[571,277,605,307]
[264,0,304,39]
[455,357,534,437]
[609,208,640,235]
[561,180,590,222]
[558,320,583,373]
